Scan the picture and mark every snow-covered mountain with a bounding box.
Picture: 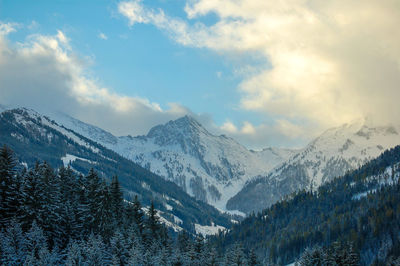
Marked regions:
[227,119,400,213]
[10,106,400,215]
[0,108,233,232]
[52,113,296,211]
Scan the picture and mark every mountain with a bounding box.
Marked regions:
[211,145,400,265]
[227,119,400,213]
[51,113,296,211]
[0,108,232,233]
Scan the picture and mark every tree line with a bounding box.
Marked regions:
[210,146,400,265]
[0,145,259,265]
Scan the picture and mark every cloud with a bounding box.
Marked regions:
[216,119,308,149]
[0,22,18,35]
[98,32,108,40]
[0,21,302,149]
[0,23,189,136]
[118,0,400,133]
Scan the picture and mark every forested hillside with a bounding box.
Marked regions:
[0,145,258,265]
[0,108,232,233]
[211,146,400,265]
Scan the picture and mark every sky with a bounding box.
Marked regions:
[1,0,400,149]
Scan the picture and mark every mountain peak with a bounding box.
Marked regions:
[147,115,209,141]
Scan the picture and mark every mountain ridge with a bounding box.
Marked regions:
[0,107,233,233]
[227,118,400,213]
[6,106,400,215]
[49,111,296,211]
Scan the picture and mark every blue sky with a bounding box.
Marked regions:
[1,0,399,149]
[0,0,266,125]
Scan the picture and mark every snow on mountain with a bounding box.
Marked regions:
[61,154,96,166]
[51,113,295,210]
[1,107,233,232]
[194,222,226,236]
[227,118,400,213]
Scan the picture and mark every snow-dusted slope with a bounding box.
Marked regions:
[0,108,233,232]
[227,119,400,213]
[52,113,295,210]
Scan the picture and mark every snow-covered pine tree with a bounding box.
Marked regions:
[25,220,48,262]
[110,229,130,265]
[81,233,111,265]
[299,246,325,266]
[0,220,27,264]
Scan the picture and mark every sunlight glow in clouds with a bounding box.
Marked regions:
[0,23,189,136]
[119,0,400,133]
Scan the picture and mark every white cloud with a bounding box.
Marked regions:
[0,24,189,136]
[220,121,238,134]
[119,0,400,135]
[0,22,17,35]
[216,119,309,149]
[98,32,108,40]
[241,121,256,135]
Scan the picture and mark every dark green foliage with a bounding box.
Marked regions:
[298,242,359,265]
[210,146,400,265]
[0,108,232,233]
[0,145,258,265]
[0,145,18,228]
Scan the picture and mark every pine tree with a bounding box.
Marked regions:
[110,230,130,266]
[194,234,205,263]
[110,176,124,226]
[76,173,91,235]
[37,162,62,248]
[345,242,360,265]
[25,221,48,261]
[299,246,324,266]
[81,234,110,265]
[65,240,83,266]
[177,230,190,253]
[84,169,103,233]
[225,244,247,266]
[146,201,160,240]
[20,165,43,231]
[206,247,221,266]
[128,237,145,265]
[98,180,114,240]
[57,166,81,246]
[0,220,27,264]
[134,197,144,233]
[127,195,144,235]
[249,249,259,266]
[0,145,18,228]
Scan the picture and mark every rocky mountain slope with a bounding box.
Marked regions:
[51,113,296,211]
[227,119,400,213]
[0,108,232,232]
